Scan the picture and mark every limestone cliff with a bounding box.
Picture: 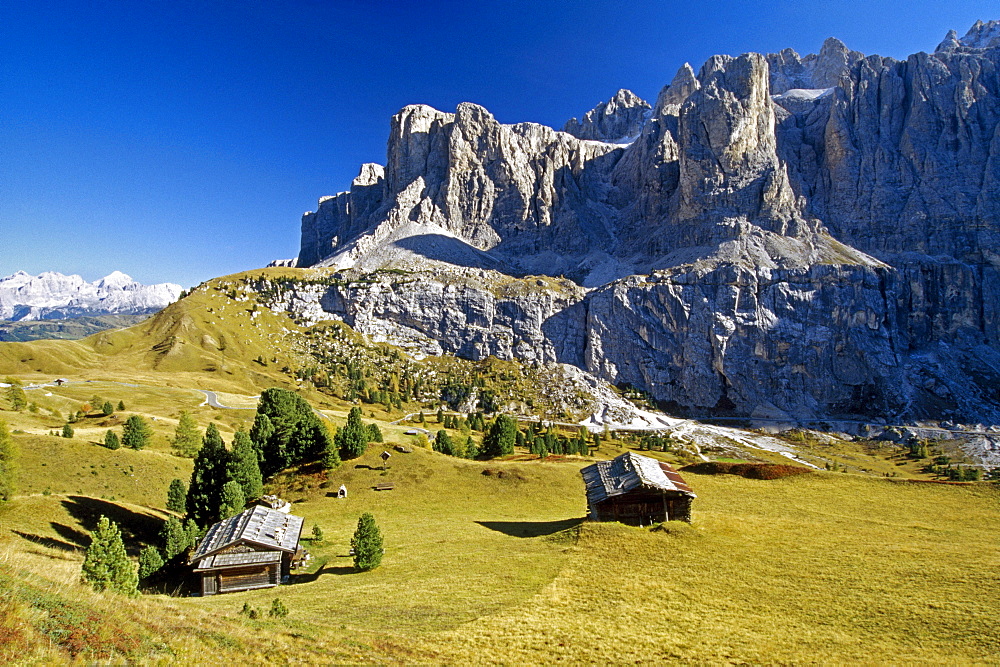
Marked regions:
[291,20,1000,423]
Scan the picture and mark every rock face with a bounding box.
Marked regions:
[0,271,183,321]
[293,20,1000,424]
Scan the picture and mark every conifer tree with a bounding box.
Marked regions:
[82,516,137,595]
[6,383,27,411]
[219,480,246,519]
[117,400,126,411]
[228,430,263,501]
[138,545,164,579]
[464,436,479,459]
[62,423,74,438]
[102,401,114,416]
[186,423,230,526]
[172,411,201,458]
[166,478,187,513]
[251,389,329,476]
[481,414,517,458]
[104,429,120,450]
[436,407,444,423]
[122,415,152,450]
[337,406,368,459]
[435,429,454,456]
[322,436,341,469]
[365,422,383,443]
[0,419,18,501]
[351,512,383,571]
[161,515,190,559]
[248,412,273,463]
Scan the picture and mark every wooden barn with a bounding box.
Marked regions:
[189,506,304,596]
[581,451,695,525]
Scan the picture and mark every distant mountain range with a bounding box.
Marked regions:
[0,271,183,322]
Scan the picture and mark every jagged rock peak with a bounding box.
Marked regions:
[937,19,1000,52]
[654,63,700,112]
[563,88,651,143]
[767,36,865,94]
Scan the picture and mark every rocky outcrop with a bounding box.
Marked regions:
[0,271,183,321]
[291,20,1000,423]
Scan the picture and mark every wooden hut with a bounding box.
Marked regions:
[189,506,304,596]
[581,452,695,524]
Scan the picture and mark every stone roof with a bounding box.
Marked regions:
[580,451,695,506]
[190,506,303,564]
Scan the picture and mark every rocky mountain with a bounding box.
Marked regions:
[291,20,1000,424]
[0,271,183,321]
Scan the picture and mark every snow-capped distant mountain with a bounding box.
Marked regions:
[0,271,183,321]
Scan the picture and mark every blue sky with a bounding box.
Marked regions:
[1,0,995,287]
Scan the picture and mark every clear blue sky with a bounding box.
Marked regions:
[1,0,995,287]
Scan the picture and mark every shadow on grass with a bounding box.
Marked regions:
[12,529,83,552]
[289,561,356,584]
[476,518,584,538]
[61,496,164,554]
[49,522,90,547]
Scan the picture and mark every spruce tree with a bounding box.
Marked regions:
[228,430,263,501]
[138,545,164,579]
[219,480,246,519]
[62,423,74,438]
[351,512,383,571]
[481,415,517,458]
[117,400,126,411]
[82,516,137,595]
[337,406,368,459]
[102,401,114,416]
[166,478,187,513]
[104,429,121,450]
[435,429,454,456]
[251,389,329,476]
[322,436,341,469]
[172,411,201,458]
[0,419,18,501]
[186,423,230,526]
[436,407,444,423]
[122,415,152,450]
[464,436,479,459]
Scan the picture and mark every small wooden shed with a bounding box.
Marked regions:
[189,506,304,596]
[581,451,695,524]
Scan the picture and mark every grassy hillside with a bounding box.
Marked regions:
[1,429,998,662]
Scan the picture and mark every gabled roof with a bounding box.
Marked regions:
[190,506,304,564]
[581,451,695,505]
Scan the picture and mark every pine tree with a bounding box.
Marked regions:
[435,429,454,456]
[117,400,126,411]
[160,516,190,559]
[464,436,479,459]
[269,598,289,618]
[322,436,341,469]
[172,411,201,458]
[248,412,273,463]
[102,401,114,416]
[104,429,121,450]
[138,545,164,579]
[82,516,137,595]
[62,423,74,438]
[0,419,18,501]
[251,389,329,476]
[122,415,152,450]
[228,431,263,501]
[219,480,246,519]
[436,407,444,423]
[311,524,324,543]
[337,406,368,459]
[365,422,383,443]
[351,512,383,571]
[166,478,187,513]
[481,415,517,458]
[186,423,231,526]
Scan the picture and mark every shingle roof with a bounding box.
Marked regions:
[190,506,304,563]
[194,549,283,571]
[581,451,695,505]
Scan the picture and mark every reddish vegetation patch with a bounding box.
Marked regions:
[682,461,812,480]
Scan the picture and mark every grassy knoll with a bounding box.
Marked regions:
[427,472,1000,663]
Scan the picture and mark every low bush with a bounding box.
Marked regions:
[682,461,812,480]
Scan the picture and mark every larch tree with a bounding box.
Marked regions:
[172,411,201,458]
[82,516,137,595]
